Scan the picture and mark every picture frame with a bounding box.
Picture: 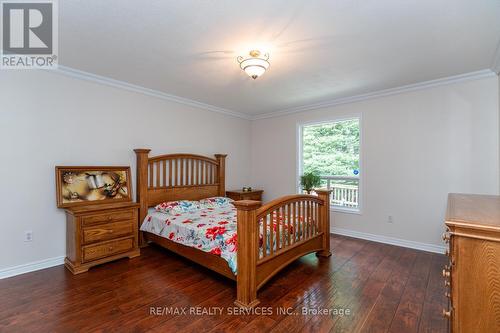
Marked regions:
[55,166,133,208]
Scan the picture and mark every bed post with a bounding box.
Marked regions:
[215,154,227,196]
[233,200,261,309]
[315,189,332,257]
[134,149,151,247]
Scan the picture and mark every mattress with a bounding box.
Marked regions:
[140,204,301,274]
[141,205,239,273]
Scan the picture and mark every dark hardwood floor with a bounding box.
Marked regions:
[0,235,449,333]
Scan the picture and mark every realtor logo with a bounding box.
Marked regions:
[1,1,58,69]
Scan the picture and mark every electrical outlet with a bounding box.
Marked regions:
[387,215,394,224]
[24,231,33,242]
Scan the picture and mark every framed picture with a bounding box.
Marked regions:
[56,166,132,208]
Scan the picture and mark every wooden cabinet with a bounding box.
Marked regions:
[226,189,263,202]
[443,193,500,332]
[64,202,140,274]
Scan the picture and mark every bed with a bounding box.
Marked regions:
[134,149,332,308]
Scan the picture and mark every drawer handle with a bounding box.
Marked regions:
[442,233,450,243]
[107,216,113,221]
[107,230,114,234]
[108,246,114,251]
[442,269,450,278]
[445,292,451,298]
[442,309,451,318]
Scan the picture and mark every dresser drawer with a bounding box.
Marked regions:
[82,210,134,226]
[82,238,134,262]
[226,190,263,201]
[82,221,134,244]
[240,193,262,200]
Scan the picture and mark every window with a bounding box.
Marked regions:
[298,117,361,212]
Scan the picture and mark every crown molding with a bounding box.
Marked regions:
[49,66,495,122]
[52,65,252,120]
[251,69,496,120]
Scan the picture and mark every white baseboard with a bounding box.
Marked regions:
[0,256,65,280]
[0,229,444,279]
[331,227,446,254]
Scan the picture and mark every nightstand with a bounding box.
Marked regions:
[64,202,140,274]
[226,189,263,201]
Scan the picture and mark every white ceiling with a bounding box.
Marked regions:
[59,0,500,116]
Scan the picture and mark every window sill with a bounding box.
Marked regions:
[330,207,362,215]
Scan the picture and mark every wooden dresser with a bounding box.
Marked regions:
[443,193,500,332]
[64,202,140,274]
[226,189,263,201]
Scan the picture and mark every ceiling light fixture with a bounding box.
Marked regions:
[237,50,270,79]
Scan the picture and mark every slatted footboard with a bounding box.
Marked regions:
[233,190,332,308]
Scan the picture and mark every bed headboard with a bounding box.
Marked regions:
[134,149,227,245]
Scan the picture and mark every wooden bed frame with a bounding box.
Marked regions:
[134,149,332,308]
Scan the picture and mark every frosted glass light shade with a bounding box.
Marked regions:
[237,51,270,79]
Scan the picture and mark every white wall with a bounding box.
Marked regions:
[0,70,251,271]
[251,76,500,249]
[1,70,498,274]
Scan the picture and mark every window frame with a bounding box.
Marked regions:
[296,115,363,214]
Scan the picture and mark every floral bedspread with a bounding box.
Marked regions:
[141,205,239,273]
[140,204,299,274]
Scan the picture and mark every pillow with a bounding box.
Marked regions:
[155,200,200,214]
[199,197,234,209]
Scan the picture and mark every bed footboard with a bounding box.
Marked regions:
[233,189,332,309]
